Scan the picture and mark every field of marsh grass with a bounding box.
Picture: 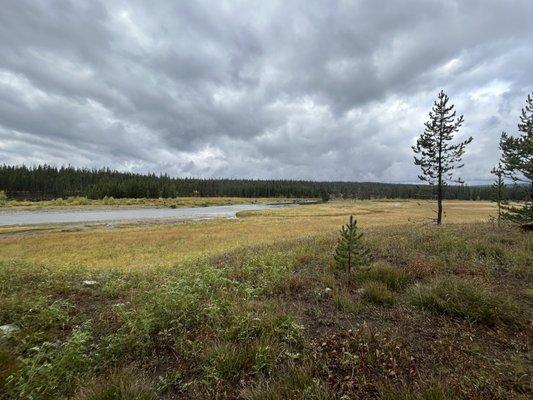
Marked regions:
[0,200,531,399]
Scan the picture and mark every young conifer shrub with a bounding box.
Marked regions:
[333,215,370,273]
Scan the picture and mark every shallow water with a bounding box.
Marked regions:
[0,204,289,226]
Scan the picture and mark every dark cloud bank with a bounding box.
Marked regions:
[0,0,532,183]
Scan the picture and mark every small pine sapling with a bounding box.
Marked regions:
[334,215,370,273]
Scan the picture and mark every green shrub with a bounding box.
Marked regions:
[362,281,395,305]
[409,276,520,325]
[104,266,234,358]
[7,324,93,399]
[1,294,72,332]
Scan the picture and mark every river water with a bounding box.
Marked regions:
[0,203,290,226]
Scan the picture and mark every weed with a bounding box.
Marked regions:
[7,324,93,399]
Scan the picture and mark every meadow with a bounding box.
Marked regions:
[0,200,531,399]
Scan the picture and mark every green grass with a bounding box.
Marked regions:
[6,324,92,400]
[241,365,334,400]
[379,383,455,400]
[72,367,157,400]
[408,276,521,325]
[361,281,395,305]
[353,260,409,290]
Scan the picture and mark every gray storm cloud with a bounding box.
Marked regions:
[0,0,532,183]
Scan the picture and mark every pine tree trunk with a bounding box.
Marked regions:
[437,126,443,225]
[530,180,533,222]
[497,184,501,226]
[347,251,351,273]
[437,177,443,225]
[497,175,502,226]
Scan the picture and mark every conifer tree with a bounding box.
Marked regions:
[412,90,473,224]
[490,163,505,226]
[320,188,330,202]
[334,215,370,273]
[499,92,533,224]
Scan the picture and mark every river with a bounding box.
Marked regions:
[0,203,290,226]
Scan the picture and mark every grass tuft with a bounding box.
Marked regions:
[354,261,409,290]
[379,383,455,400]
[241,365,333,400]
[408,276,521,325]
[362,281,395,305]
[72,367,157,400]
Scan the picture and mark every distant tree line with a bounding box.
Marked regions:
[0,164,527,201]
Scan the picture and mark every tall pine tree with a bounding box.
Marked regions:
[499,92,533,224]
[412,90,473,224]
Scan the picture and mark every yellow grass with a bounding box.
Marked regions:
[0,200,496,271]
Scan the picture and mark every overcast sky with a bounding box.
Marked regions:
[0,0,532,183]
